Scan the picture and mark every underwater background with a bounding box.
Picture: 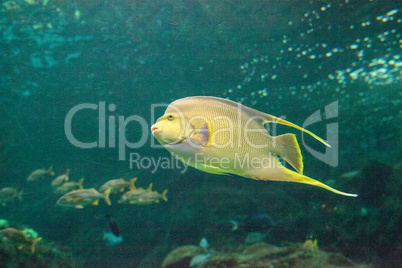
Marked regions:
[0,0,400,267]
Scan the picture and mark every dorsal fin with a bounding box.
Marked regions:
[262,114,331,147]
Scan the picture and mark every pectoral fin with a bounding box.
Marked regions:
[189,121,213,146]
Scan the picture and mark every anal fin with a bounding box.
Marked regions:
[248,158,357,197]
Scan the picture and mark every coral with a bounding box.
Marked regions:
[21,228,38,239]
[0,219,9,229]
[0,238,78,267]
[162,245,205,268]
[162,242,368,268]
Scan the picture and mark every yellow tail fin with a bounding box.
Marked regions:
[18,190,24,202]
[48,165,55,176]
[129,177,137,190]
[104,188,111,205]
[161,189,168,202]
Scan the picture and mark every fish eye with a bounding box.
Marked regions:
[167,115,174,121]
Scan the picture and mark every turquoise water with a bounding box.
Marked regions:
[0,1,400,267]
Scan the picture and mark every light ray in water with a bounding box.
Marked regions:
[223,1,401,104]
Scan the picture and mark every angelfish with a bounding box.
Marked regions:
[151,96,357,197]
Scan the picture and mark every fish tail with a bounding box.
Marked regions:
[30,237,42,253]
[104,188,112,206]
[147,183,153,191]
[48,165,55,176]
[18,190,23,202]
[66,168,70,177]
[161,189,168,202]
[272,134,303,174]
[229,220,239,231]
[78,178,85,189]
[129,177,137,190]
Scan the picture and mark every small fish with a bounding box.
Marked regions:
[151,96,357,197]
[303,239,318,252]
[103,231,123,246]
[27,165,55,181]
[106,214,121,237]
[0,228,42,253]
[125,188,168,205]
[118,183,153,204]
[56,188,111,209]
[51,169,70,187]
[199,237,209,249]
[340,170,361,179]
[55,178,84,194]
[0,187,23,206]
[244,232,267,244]
[104,214,123,246]
[99,177,137,194]
[230,213,276,232]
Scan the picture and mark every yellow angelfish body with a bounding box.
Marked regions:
[151,96,357,197]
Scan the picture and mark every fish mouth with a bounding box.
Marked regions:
[151,124,158,133]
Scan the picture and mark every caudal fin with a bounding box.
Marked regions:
[229,220,239,231]
[18,190,24,202]
[104,188,111,206]
[129,177,137,190]
[161,189,168,202]
[48,165,55,176]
